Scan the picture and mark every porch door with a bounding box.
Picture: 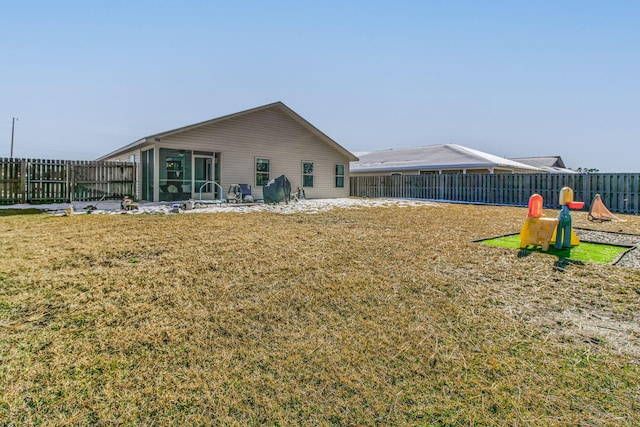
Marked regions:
[194,155,215,200]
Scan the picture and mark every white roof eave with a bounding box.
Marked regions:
[97,102,358,162]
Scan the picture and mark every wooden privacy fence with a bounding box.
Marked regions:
[0,158,136,205]
[350,173,640,214]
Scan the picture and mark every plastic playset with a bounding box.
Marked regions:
[519,187,584,252]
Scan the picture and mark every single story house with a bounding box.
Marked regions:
[350,144,544,176]
[508,156,577,173]
[98,102,358,202]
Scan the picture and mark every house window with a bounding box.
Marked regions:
[302,161,314,187]
[335,164,345,188]
[256,158,270,186]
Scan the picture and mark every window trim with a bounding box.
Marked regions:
[255,157,271,186]
[302,161,314,188]
[335,163,345,188]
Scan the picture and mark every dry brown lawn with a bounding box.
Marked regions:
[1,201,639,426]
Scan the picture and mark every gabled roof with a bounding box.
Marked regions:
[509,156,577,173]
[509,156,566,168]
[350,144,543,173]
[98,102,358,161]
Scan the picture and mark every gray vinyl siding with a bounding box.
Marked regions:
[145,107,351,200]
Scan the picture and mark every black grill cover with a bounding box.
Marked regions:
[263,175,291,204]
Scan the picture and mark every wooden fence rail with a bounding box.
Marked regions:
[0,158,136,205]
[350,173,640,215]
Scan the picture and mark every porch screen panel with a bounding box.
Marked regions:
[159,148,192,202]
[141,149,154,201]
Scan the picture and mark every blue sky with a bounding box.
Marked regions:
[1,0,638,172]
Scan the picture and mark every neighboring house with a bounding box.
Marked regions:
[509,156,577,173]
[98,102,358,202]
[350,144,543,176]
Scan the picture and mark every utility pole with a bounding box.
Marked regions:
[10,117,17,158]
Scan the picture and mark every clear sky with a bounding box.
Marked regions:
[1,0,638,172]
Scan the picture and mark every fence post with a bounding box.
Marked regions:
[67,162,72,202]
[0,159,135,205]
[21,160,28,203]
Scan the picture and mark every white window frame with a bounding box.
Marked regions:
[335,163,345,188]
[302,161,314,187]
[256,158,270,186]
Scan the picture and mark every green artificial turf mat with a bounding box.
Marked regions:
[480,234,629,263]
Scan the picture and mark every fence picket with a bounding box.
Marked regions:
[0,158,135,205]
[351,173,640,215]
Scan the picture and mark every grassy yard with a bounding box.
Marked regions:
[1,201,639,426]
